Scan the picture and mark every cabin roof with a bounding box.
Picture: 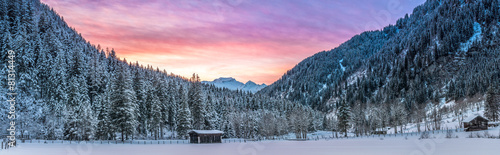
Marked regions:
[189,130,224,134]
[464,115,488,122]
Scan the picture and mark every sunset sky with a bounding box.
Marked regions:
[41,0,425,84]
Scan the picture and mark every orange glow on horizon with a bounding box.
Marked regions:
[41,0,425,84]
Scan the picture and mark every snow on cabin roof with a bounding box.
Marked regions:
[463,115,488,122]
[189,130,224,134]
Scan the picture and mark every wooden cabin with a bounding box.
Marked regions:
[463,115,489,131]
[188,130,223,144]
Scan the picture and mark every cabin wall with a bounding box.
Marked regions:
[464,117,489,131]
[189,133,222,143]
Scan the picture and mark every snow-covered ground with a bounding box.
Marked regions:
[3,129,500,155]
[3,137,499,155]
[4,99,499,155]
[383,99,489,134]
[339,59,346,71]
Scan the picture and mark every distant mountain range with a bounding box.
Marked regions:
[202,77,267,93]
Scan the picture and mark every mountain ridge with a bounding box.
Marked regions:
[259,0,500,114]
[202,77,267,93]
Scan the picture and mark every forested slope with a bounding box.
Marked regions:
[259,0,500,134]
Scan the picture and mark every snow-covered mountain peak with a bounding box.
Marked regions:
[245,80,257,85]
[202,77,267,93]
[213,77,237,82]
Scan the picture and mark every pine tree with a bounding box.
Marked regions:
[147,88,162,140]
[95,76,113,140]
[337,99,350,137]
[133,68,148,137]
[222,119,234,138]
[166,81,178,138]
[88,51,103,107]
[45,49,68,139]
[188,74,206,129]
[63,49,95,140]
[95,95,111,140]
[110,62,138,141]
[77,101,96,140]
[176,97,192,139]
[154,76,170,139]
[34,34,50,98]
[63,106,78,140]
[485,86,499,122]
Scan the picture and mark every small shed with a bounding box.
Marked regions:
[188,130,223,144]
[463,115,489,131]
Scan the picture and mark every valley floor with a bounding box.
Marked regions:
[3,130,500,155]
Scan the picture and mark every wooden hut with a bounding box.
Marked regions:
[188,130,223,144]
[463,115,489,131]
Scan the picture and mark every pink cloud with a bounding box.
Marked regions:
[41,0,424,84]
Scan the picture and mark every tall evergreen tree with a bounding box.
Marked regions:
[485,86,499,122]
[95,94,111,140]
[133,67,148,137]
[188,74,206,129]
[110,62,138,141]
[176,96,192,139]
[337,99,350,137]
[166,81,178,138]
[147,87,162,140]
[95,77,113,140]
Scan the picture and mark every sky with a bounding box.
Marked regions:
[41,0,425,85]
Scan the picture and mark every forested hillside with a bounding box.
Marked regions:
[260,0,500,134]
[0,0,323,141]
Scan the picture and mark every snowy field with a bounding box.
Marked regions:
[3,131,500,155]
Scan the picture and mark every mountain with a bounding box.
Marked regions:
[202,77,267,93]
[259,0,500,115]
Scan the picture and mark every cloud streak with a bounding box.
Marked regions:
[41,0,425,84]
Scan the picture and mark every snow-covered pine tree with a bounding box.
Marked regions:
[63,105,78,140]
[95,76,113,140]
[203,95,217,130]
[188,73,206,130]
[176,95,192,139]
[222,119,234,138]
[337,99,350,137]
[166,81,178,138]
[132,66,148,137]
[110,61,138,141]
[77,100,96,140]
[45,49,68,139]
[154,75,170,139]
[147,86,162,140]
[88,50,103,107]
[485,86,499,122]
[65,72,95,140]
[95,95,109,140]
[64,49,94,140]
[34,33,51,99]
